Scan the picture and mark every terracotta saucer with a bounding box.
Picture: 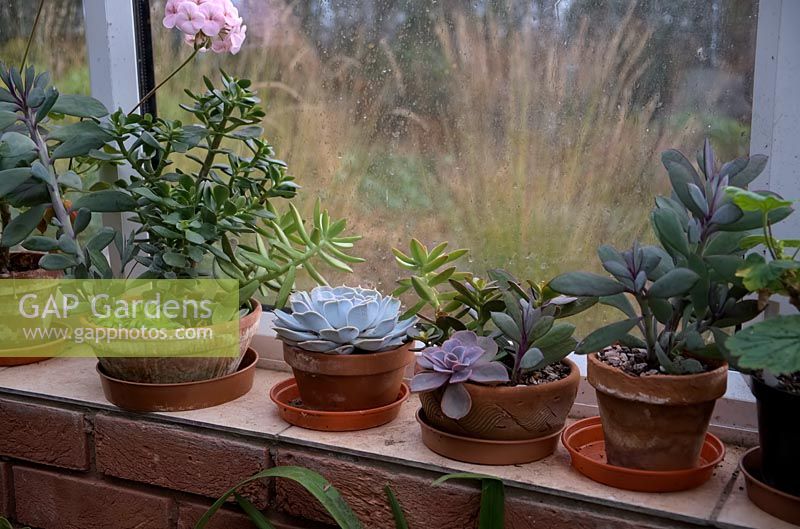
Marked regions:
[562,416,725,492]
[416,409,562,465]
[270,378,408,431]
[740,446,800,525]
[97,348,258,412]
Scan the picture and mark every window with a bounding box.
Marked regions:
[147,0,758,327]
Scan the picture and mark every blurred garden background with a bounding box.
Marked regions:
[1,0,758,330]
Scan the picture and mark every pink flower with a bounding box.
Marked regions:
[198,1,226,37]
[211,22,246,55]
[162,0,183,29]
[173,1,207,35]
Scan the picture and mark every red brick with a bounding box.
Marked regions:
[0,398,89,469]
[95,414,269,507]
[13,467,171,529]
[0,463,11,518]
[273,449,480,528]
[177,500,335,529]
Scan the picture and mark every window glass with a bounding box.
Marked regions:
[0,1,90,94]
[150,0,758,329]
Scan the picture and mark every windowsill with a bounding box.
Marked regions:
[254,311,760,447]
[0,355,785,529]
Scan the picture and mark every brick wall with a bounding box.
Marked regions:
[0,395,700,529]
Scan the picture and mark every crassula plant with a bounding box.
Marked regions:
[724,188,798,378]
[550,140,790,374]
[94,72,361,307]
[0,64,127,277]
[410,330,508,419]
[273,286,417,354]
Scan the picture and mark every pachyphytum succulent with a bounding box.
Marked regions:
[273,286,416,354]
[410,330,509,419]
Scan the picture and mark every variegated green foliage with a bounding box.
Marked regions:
[551,140,782,374]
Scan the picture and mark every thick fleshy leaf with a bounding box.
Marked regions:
[549,272,625,297]
[0,167,32,197]
[727,154,768,188]
[273,327,320,343]
[441,383,472,420]
[292,310,330,332]
[652,207,690,257]
[661,149,702,213]
[647,268,699,298]
[599,293,637,318]
[0,203,48,247]
[469,362,509,383]
[490,311,521,343]
[410,372,450,392]
[575,318,640,355]
[50,121,112,159]
[319,326,359,343]
[50,93,109,118]
[73,190,136,212]
[519,347,544,370]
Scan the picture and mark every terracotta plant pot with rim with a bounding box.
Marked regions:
[283,341,415,411]
[0,252,62,367]
[97,299,262,384]
[587,352,728,471]
[419,358,580,441]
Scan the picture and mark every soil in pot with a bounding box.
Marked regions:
[283,342,414,412]
[752,373,800,496]
[419,358,580,441]
[96,300,262,384]
[587,348,727,471]
[0,252,62,367]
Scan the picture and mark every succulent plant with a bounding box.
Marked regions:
[550,140,789,374]
[273,286,416,354]
[410,330,509,419]
[488,269,595,384]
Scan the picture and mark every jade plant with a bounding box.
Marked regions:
[273,286,417,354]
[550,140,792,374]
[93,72,361,307]
[0,63,127,277]
[724,188,799,377]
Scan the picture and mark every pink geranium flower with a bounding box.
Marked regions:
[173,2,207,35]
[163,0,246,55]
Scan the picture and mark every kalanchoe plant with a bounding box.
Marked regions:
[488,269,595,384]
[0,63,127,277]
[95,72,361,306]
[273,286,417,354]
[410,330,509,419]
[550,140,789,374]
[724,188,799,377]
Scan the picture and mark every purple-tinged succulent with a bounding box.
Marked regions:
[410,330,508,419]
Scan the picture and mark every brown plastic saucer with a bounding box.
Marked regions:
[562,416,725,492]
[416,409,562,465]
[740,446,800,525]
[270,378,409,431]
[97,348,258,412]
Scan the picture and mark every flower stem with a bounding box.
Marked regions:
[19,0,45,71]
[128,48,199,115]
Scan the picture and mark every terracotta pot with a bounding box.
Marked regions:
[97,300,262,384]
[587,353,727,471]
[0,252,62,367]
[419,358,580,441]
[751,374,800,496]
[98,348,258,412]
[283,341,414,411]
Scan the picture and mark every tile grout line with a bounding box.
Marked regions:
[709,467,742,525]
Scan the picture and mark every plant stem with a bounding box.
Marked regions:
[19,0,45,71]
[24,111,85,267]
[128,48,199,115]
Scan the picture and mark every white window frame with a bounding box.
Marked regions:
[81,0,799,438]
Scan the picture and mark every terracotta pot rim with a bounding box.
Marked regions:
[270,377,410,415]
[457,357,579,395]
[283,340,414,358]
[587,352,728,404]
[417,408,563,445]
[96,348,258,388]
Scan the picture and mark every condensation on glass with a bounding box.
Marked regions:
[148,0,758,327]
[0,1,90,94]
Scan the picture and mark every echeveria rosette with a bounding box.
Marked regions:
[273,286,416,354]
[410,331,509,419]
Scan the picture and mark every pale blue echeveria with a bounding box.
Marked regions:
[410,330,509,419]
[273,286,416,354]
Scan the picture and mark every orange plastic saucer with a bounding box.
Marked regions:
[562,416,725,492]
[270,378,408,432]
